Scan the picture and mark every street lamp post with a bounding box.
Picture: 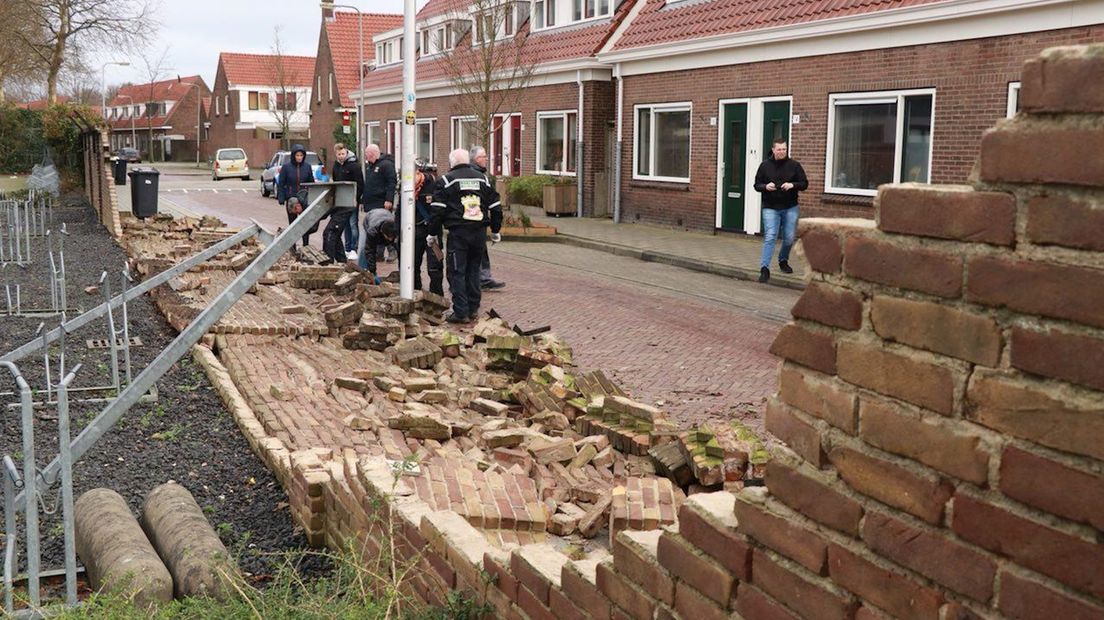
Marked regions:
[177,77,203,166]
[116,94,137,149]
[320,2,365,183]
[100,61,130,122]
[399,0,416,299]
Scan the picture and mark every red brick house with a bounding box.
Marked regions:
[104,76,210,161]
[208,52,317,165]
[355,0,635,215]
[596,0,1104,232]
[309,8,403,162]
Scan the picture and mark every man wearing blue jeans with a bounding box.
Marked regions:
[753,138,808,283]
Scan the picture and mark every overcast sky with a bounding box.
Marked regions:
[103,0,423,89]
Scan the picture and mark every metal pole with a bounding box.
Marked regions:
[1,362,39,608]
[120,268,133,386]
[3,455,22,615]
[56,364,81,607]
[15,187,336,509]
[101,274,121,392]
[58,224,68,319]
[38,324,50,403]
[399,0,416,300]
[1,224,262,364]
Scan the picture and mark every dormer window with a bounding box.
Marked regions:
[376,37,402,65]
[572,0,610,20]
[472,3,524,45]
[534,0,607,30]
[533,0,556,29]
[420,23,454,56]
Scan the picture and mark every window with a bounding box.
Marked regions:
[1007,82,1021,118]
[474,13,499,44]
[451,116,479,151]
[248,91,259,110]
[276,92,297,111]
[259,92,270,110]
[377,39,402,65]
[366,121,381,146]
[328,72,334,102]
[215,97,219,116]
[504,5,515,35]
[224,95,230,115]
[316,76,322,103]
[387,120,402,162]
[826,89,934,195]
[534,0,556,28]
[634,103,691,182]
[416,119,435,162]
[537,110,577,175]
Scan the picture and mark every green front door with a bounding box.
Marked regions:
[762,100,791,158]
[720,103,748,229]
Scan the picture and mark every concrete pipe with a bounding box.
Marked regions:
[74,488,173,608]
[141,482,236,600]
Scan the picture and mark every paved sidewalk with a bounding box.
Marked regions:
[524,211,808,290]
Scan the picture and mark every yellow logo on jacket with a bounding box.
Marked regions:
[461,194,483,221]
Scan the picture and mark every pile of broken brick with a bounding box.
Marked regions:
[119,213,771,546]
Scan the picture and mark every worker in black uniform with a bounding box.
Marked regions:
[429,149,502,323]
[399,159,444,295]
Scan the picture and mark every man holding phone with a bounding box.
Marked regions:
[753,138,808,283]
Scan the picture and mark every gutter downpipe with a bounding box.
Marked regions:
[613,62,623,223]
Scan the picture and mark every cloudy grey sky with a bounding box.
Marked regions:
[103,0,422,89]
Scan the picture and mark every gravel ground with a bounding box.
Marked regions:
[0,194,326,587]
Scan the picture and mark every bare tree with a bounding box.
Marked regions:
[268,27,302,152]
[139,46,173,161]
[16,0,157,104]
[437,0,536,152]
[0,1,47,103]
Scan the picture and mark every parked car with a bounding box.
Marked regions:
[260,150,323,197]
[212,148,251,181]
[115,147,141,163]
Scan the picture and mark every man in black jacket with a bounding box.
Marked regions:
[397,160,443,295]
[359,144,397,269]
[276,144,317,250]
[753,138,808,283]
[322,142,363,264]
[470,146,505,290]
[430,149,502,324]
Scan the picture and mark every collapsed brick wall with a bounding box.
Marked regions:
[81,128,123,238]
[181,46,1104,620]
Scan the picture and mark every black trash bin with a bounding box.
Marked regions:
[127,168,160,218]
[112,157,127,185]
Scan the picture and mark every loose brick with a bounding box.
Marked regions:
[765,398,827,467]
[1020,45,1104,113]
[999,446,1104,531]
[951,494,1104,599]
[859,398,989,484]
[792,283,864,331]
[1011,326,1104,392]
[562,560,611,620]
[827,544,944,620]
[734,583,801,620]
[966,370,1104,461]
[656,531,734,606]
[677,492,751,580]
[837,340,957,416]
[769,323,837,375]
[870,296,1001,366]
[966,255,1104,329]
[1026,192,1104,251]
[778,363,857,433]
[828,446,953,525]
[612,530,674,606]
[844,235,963,298]
[798,227,843,274]
[862,511,996,602]
[673,581,728,620]
[733,493,827,574]
[765,460,863,537]
[752,549,856,620]
[878,184,1015,246]
[980,122,1104,187]
[596,559,656,620]
[999,571,1104,620]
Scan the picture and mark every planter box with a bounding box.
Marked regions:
[543,183,577,216]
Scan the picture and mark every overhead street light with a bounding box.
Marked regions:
[100,61,130,120]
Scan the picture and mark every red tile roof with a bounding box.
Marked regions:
[17,96,70,110]
[361,0,633,91]
[108,75,207,107]
[219,52,316,87]
[325,11,404,107]
[417,0,473,21]
[609,0,954,51]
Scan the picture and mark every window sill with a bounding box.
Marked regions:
[630,180,691,191]
[820,193,875,208]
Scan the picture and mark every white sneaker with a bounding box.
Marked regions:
[345,251,357,260]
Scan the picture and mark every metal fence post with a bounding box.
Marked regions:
[3,455,22,615]
[56,364,81,607]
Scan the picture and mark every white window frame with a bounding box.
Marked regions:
[215,97,220,116]
[1007,81,1021,118]
[450,115,479,151]
[824,88,936,197]
[387,119,402,161]
[571,0,611,22]
[328,72,334,102]
[365,121,381,146]
[224,94,230,116]
[316,76,322,103]
[532,0,557,30]
[536,109,578,176]
[415,118,436,162]
[632,102,693,184]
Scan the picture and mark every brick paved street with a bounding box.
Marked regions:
[136,166,800,430]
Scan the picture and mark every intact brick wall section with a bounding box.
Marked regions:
[618,25,1104,231]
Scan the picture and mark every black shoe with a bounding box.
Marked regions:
[481,280,506,291]
[445,312,468,324]
[779,260,793,274]
[758,267,770,283]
